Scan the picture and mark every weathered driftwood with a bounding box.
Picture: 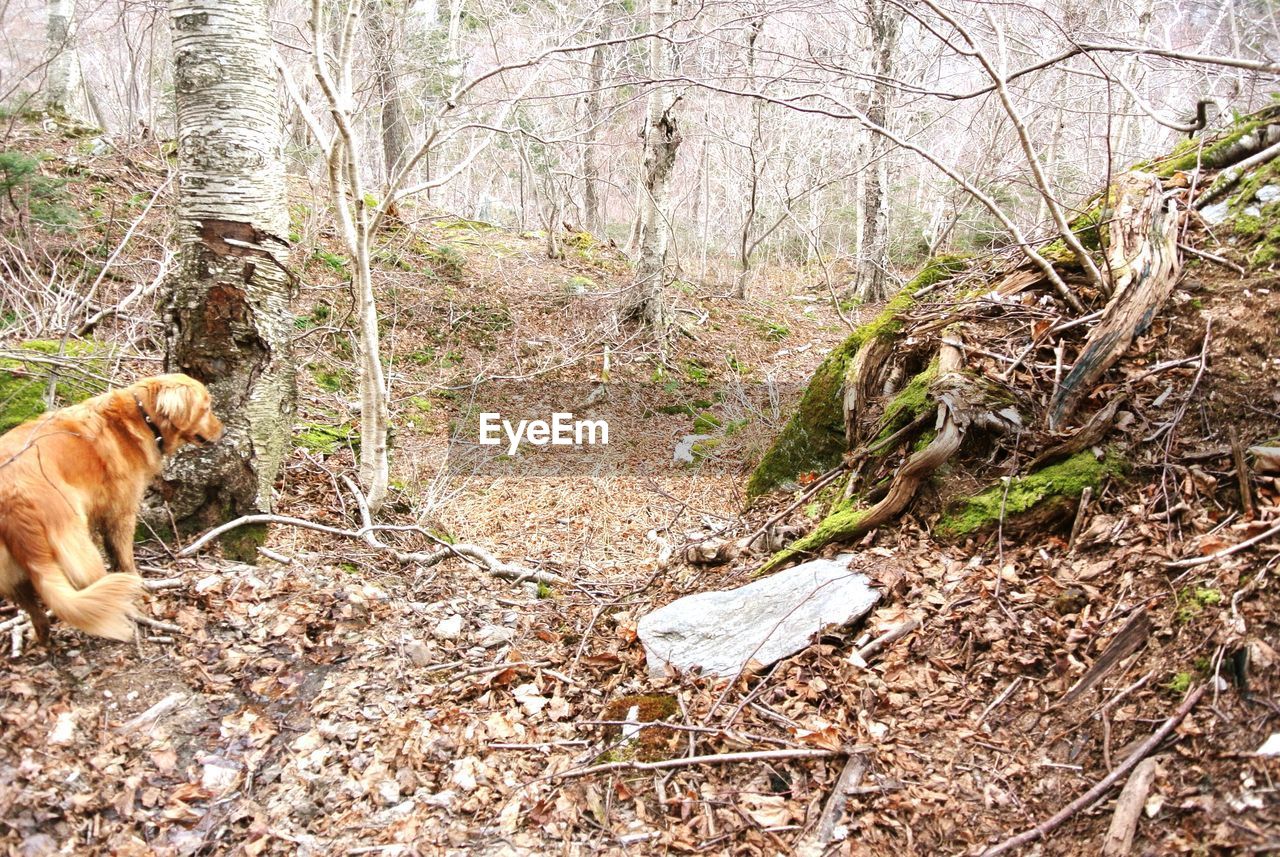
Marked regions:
[842,334,895,446]
[1049,173,1181,430]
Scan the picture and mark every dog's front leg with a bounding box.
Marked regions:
[104,514,140,575]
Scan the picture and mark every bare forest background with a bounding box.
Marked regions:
[5,0,1278,301]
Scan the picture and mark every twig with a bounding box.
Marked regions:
[1068,486,1093,551]
[980,683,1208,856]
[117,691,187,735]
[178,510,563,585]
[143,577,186,591]
[801,752,869,853]
[550,747,840,780]
[1165,518,1280,570]
[850,618,921,666]
[1178,243,1245,275]
[135,616,182,634]
[1194,137,1280,208]
[1230,427,1256,519]
[977,676,1024,727]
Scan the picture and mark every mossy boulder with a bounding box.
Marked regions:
[935,449,1125,540]
[0,339,111,433]
[746,254,969,498]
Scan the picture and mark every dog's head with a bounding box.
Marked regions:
[137,374,225,450]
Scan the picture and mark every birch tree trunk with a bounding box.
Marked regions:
[162,0,296,556]
[853,0,901,303]
[44,0,84,119]
[626,0,680,340]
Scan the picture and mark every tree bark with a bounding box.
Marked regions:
[626,0,681,339]
[854,0,901,303]
[44,0,84,119]
[365,0,413,188]
[163,0,296,556]
[580,26,608,236]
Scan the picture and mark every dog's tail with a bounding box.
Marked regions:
[34,563,143,641]
[13,522,143,641]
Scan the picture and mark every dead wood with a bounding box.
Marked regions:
[1165,518,1280,570]
[1101,755,1163,856]
[1048,173,1181,430]
[1230,428,1256,519]
[981,683,1207,857]
[1061,608,1151,705]
[550,746,842,780]
[1194,133,1280,209]
[843,335,895,446]
[179,508,564,585]
[1029,394,1127,471]
[798,752,870,856]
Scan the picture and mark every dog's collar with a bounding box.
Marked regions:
[133,395,165,453]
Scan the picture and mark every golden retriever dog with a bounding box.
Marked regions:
[0,373,223,643]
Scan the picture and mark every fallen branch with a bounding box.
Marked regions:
[179,510,563,585]
[798,752,869,856]
[1177,242,1245,275]
[551,746,840,780]
[981,683,1207,857]
[1194,135,1280,209]
[1101,755,1163,856]
[1165,518,1280,570]
[851,618,921,666]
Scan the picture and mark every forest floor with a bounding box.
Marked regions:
[2,119,1279,856]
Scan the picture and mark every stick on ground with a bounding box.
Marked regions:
[981,684,1206,856]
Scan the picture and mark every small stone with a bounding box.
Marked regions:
[434,615,463,641]
[405,640,432,667]
[376,780,401,806]
[19,834,57,857]
[475,624,516,648]
[1257,184,1280,203]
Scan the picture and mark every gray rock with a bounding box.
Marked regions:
[1200,201,1230,225]
[1258,184,1280,203]
[475,624,516,648]
[404,639,432,666]
[434,614,463,641]
[637,555,880,677]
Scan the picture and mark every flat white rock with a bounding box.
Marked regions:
[637,555,880,677]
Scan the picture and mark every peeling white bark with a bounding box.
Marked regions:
[164,0,295,525]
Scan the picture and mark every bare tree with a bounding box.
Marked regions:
[626,0,681,341]
[163,0,296,554]
[852,0,901,303]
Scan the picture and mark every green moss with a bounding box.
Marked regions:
[746,254,969,498]
[311,366,351,393]
[1147,109,1280,177]
[296,421,359,454]
[875,361,938,441]
[0,339,111,433]
[220,522,266,563]
[1166,672,1193,694]
[758,500,868,574]
[600,694,680,762]
[935,450,1124,539]
[692,410,722,433]
[1175,586,1223,623]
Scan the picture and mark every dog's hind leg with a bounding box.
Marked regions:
[10,578,50,643]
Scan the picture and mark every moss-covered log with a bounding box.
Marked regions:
[936,450,1125,540]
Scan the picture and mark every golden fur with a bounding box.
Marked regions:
[0,373,223,642]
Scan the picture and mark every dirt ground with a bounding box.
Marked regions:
[2,125,1280,856]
